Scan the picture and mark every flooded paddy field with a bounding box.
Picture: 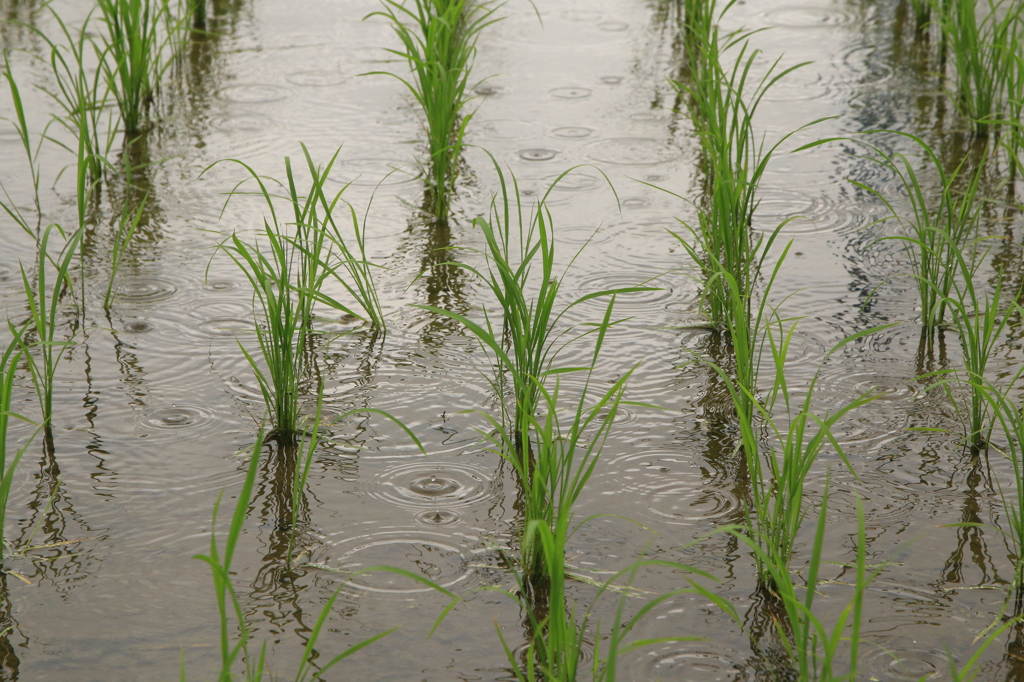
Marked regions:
[1,0,1023,678]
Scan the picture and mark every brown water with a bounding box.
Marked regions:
[1,0,1023,678]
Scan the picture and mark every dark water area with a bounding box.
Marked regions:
[0,0,1023,678]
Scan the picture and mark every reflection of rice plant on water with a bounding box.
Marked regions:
[192,425,459,682]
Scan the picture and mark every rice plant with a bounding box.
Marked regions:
[669,33,814,329]
[930,0,1023,136]
[732,488,873,681]
[0,56,48,233]
[17,224,84,427]
[417,166,657,584]
[929,259,1018,451]
[96,0,185,136]
[194,430,457,681]
[289,146,386,331]
[417,164,651,465]
[802,131,985,329]
[30,9,118,182]
[701,285,885,579]
[680,0,723,79]
[366,0,500,221]
[215,149,385,440]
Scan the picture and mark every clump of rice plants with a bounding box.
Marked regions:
[801,132,985,330]
[96,0,186,136]
[931,259,1018,451]
[214,148,385,440]
[418,165,658,584]
[668,31,813,330]
[929,0,1023,136]
[700,279,886,579]
[420,163,651,462]
[367,0,500,221]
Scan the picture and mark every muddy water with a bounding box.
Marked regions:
[0,0,1023,678]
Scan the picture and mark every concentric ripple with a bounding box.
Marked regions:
[363,461,497,510]
[863,644,948,680]
[317,529,481,596]
[628,643,747,681]
[597,451,740,526]
[517,147,559,162]
[285,70,346,87]
[114,277,179,303]
[221,84,289,103]
[121,318,154,334]
[550,126,596,139]
[584,137,681,165]
[550,86,592,99]
[137,405,220,436]
[210,114,273,132]
[759,6,858,28]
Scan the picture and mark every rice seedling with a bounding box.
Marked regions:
[96,0,185,136]
[418,163,652,462]
[680,0,721,79]
[17,224,84,427]
[701,279,885,579]
[30,9,118,182]
[289,146,386,331]
[732,488,873,681]
[221,223,306,441]
[930,0,1023,136]
[0,56,48,233]
[194,430,458,681]
[927,256,1018,451]
[366,0,500,221]
[416,164,661,592]
[668,32,814,329]
[800,131,985,330]
[214,149,385,439]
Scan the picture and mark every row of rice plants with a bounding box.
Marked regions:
[665,1,1024,675]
